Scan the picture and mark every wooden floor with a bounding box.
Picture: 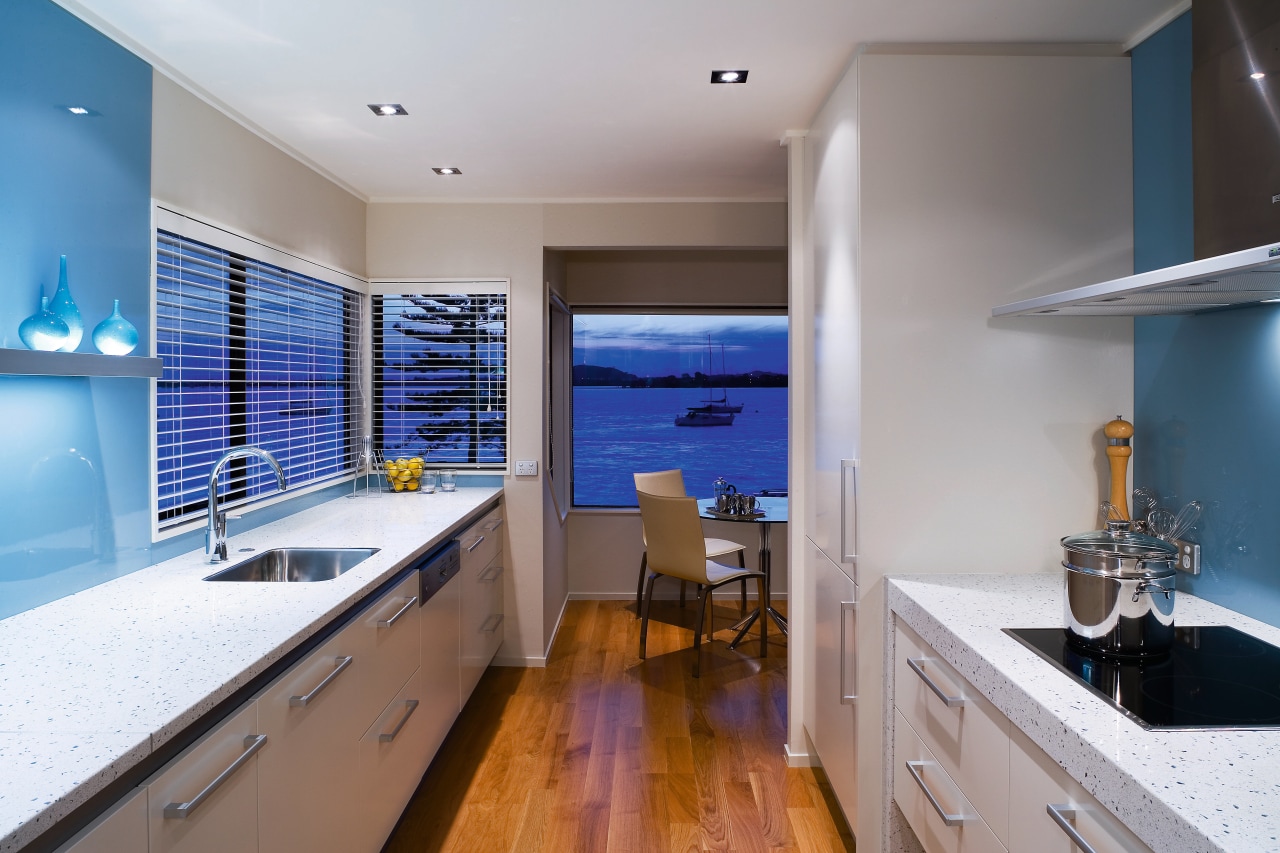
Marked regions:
[384,597,855,853]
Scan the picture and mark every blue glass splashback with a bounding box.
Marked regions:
[0,0,153,620]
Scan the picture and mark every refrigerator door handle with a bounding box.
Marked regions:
[840,459,858,564]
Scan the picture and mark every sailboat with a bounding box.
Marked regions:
[674,337,740,426]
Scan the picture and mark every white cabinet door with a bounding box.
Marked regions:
[1008,727,1152,853]
[419,568,461,760]
[459,506,504,704]
[257,617,368,853]
[360,571,422,721]
[355,668,431,852]
[56,787,147,853]
[811,540,857,828]
[147,702,262,853]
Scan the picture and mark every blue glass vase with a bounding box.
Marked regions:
[18,295,71,351]
[91,299,139,356]
[48,255,83,352]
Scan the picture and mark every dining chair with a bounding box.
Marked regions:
[632,469,748,612]
[636,491,767,677]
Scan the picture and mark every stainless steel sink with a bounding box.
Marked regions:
[203,547,380,582]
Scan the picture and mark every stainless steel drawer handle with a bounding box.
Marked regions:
[376,596,418,628]
[480,613,505,634]
[483,517,504,532]
[1047,804,1100,853]
[907,657,965,708]
[905,760,967,827]
[163,734,267,819]
[478,564,504,583]
[289,656,354,707]
[839,601,857,705]
[378,699,420,743]
[466,535,486,552]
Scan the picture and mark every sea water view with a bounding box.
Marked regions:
[572,386,788,506]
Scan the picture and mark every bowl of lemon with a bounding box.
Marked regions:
[380,454,428,493]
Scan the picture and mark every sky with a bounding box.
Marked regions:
[573,314,788,377]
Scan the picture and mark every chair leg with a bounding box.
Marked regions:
[635,552,648,612]
[757,575,768,659]
[639,572,658,660]
[738,550,748,614]
[679,580,687,608]
[693,585,710,678]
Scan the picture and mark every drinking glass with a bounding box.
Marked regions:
[419,470,438,493]
[440,469,457,492]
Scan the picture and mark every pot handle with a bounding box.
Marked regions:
[1131,580,1172,603]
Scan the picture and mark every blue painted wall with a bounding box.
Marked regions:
[0,0,153,619]
[1133,11,1280,628]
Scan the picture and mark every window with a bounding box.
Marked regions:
[371,284,508,467]
[155,230,361,531]
[572,313,788,506]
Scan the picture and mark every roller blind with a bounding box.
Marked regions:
[372,288,507,467]
[156,230,361,529]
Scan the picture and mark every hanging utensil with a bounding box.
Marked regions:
[1147,507,1177,540]
[1098,501,1125,525]
[1133,487,1161,516]
[1169,500,1202,541]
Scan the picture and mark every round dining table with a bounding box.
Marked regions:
[697,496,788,646]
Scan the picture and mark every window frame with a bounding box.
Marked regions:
[150,205,369,541]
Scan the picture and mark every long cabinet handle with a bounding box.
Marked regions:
[905,760,967,827]
[378,699,420,743]
[840,458,858,564]
[1046,805,1100,853]
[163,734,267,819]
[376,597,417,628]
[907,657,965,708]
[466,535,486,553]
[289,656,354,707]
[839,601,857,705]
[478,563,504,583]
[480,613,505,634]
[483,517,504,532]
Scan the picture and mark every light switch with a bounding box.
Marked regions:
[514,460,538,476]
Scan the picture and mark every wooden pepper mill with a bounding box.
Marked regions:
[1104,415,1134,520]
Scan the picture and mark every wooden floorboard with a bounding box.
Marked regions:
[384,599,855,853]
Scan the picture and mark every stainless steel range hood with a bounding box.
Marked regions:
[992,240,1280,317]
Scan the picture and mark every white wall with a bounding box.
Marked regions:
[798,50,1136,852]
[151,74,366,277]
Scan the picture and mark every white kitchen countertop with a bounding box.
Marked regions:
[886,573,1280,853]
[0,486,501,852]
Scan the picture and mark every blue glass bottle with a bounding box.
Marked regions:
[18,295,71,351]
[91,299,139,356]
[48,255,83,352]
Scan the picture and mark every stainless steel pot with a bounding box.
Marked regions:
[1062,520,1178,656]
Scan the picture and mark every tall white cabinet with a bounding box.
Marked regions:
[795,49,1136,853]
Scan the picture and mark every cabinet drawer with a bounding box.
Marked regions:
[460,550,504,703]
[356,668,432,852]
[457,504,503,572]
[56,787,147,853]
[894,709,1005,853]
[146,701,262,853]
[1008,727,1153,853]
[895,622,1009,844]
[360,570,421,715]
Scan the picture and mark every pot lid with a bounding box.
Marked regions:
[1061,520,1177,561]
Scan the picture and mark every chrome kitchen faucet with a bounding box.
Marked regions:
[206,447,287,562]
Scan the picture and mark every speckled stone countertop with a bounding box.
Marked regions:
[0,486,501,852]
[886,573,1280,853]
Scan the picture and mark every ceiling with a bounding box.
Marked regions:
[56,0,1185,203]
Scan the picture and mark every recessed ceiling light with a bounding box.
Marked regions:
[432,167,462,175]
[61,105,100,116]
[711,70,748,84]
[1252,71,1267,80]
[368,103,408,116]
[68,106,89,115]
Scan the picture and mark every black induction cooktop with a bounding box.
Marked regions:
[1004,626,1280,730]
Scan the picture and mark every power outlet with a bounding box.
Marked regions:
[514,460,538,476]
[1173,539,1201,576]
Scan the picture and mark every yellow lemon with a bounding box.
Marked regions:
[397,470,412,482]
[393,480,405,492]
[406,480,419,491]
[410,457,424,465]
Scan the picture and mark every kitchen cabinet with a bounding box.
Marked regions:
[458,505,505,705]
[54,788,147,853]
[355,668,432,850]
[257,611,368,853]
[419,551,462,760]
[145,702,262,853]
[361,571,422,718]
[810,541,858,827]
[1008,727,1152,853]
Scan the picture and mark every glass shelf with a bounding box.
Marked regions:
[0,348,163,378]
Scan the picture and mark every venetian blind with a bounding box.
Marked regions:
[155,230,361,529]
[371,287,508,468]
